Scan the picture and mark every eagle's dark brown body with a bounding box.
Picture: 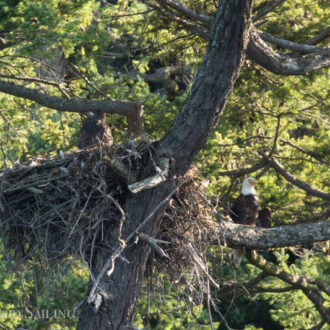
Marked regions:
[256,207,272,228]
[231,193,259,225]
[79,109,113,149]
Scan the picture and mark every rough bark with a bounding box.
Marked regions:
[159,0,253,173]
[216,219,330,250]
[247,27,330,75]
[77,0,254,328]
[0,80,136,116]
[144,1,330,75]
[0,79,144,135]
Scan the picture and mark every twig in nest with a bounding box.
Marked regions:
[187,242,219,289]
[138,233,170,259]
[128,158,169,193]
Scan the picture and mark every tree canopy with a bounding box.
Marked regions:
[0,0,329,329]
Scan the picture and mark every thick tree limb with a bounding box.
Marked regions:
[245,250,330,325]
[262,155,330,201]
[259,30,326,54]
[144,1,330,75]
[0,79,143,135]
[159,0,253,171]
[247,27,330,75]
[0,80,134,115]
[306,27,330,45]
[216,220,330,250]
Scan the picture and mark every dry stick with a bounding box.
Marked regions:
[87,182,183,305]
[138,233,170,259]
[187,242,219,289]
[68,189,94,238]
[206,278,214,330]
[80,234,95,282]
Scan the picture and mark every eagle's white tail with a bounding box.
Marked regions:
[233,249,244,269]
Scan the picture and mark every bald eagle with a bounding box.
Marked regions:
[257,207,272,228]
[78,109,113,149]
[231,177,259,269]
[231,177,259,225]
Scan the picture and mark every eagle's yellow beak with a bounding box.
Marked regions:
[251,178,258,185]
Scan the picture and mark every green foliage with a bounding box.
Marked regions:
[0,0,329,329]
[259,252,330,329]
[135,282,220,330]
[0,254,88,329]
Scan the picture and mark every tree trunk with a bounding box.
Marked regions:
[77,0,254,328]
[77,183,175,329]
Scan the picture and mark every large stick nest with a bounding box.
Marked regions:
[0,142,219,301]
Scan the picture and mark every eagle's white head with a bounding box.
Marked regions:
[241,177,258,195]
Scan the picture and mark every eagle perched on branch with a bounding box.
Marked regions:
[78,109,113,149]
[231,177,272,268]
[256,206,272,228]
[231,177,259,225]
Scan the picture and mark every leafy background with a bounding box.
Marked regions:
[0,0,329,328]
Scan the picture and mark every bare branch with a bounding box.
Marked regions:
[0,73,61,87]
[155,0,211,26]
[259,30,327,54]
[219,272,269,298]
[217,161,266,177]
[138,233,169,259]
[297,209,330,224]
[216,220,330,250]
[247,27,330,75]
[280,139,329,168]
[306,27,330,45]
[141,0,209,39]
[0,79,135,116]
[128,158,169,193]
[253,0,285,22]
[261,155,330,201]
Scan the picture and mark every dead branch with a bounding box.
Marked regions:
[138,233,169,259]
[128,158,169,193]
[217,161,266,176]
